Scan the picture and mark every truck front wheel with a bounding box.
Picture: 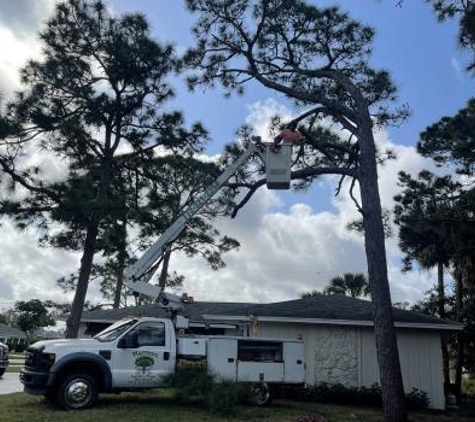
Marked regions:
[0,368,5,378]
[249,382,273,406]
[56,372,98,410]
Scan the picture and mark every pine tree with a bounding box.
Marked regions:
[393,170,460,389]
[185,1,409,420]
[0,0,207,338]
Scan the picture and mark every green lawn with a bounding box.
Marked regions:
[0,392,473,422]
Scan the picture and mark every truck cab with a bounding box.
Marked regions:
[21,317,177,409]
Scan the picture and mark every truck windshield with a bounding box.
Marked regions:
[94,319,138,342]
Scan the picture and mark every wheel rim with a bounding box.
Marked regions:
[64,379,92,408]
[252,383,270,405]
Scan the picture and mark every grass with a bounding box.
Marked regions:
[0,391,474,422]
[5,366,21,373]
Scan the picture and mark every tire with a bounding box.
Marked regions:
[249,382,273,406]
[56,372,98,410]
[0,368,5,378]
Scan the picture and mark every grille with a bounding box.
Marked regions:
[0,348,3,361]
[25,348,36,367]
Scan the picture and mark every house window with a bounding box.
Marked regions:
[237,340,283,362]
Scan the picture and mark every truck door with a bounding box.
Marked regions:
[112,320,175,388]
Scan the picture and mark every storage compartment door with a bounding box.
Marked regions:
[283,342,305,383]
[207,339,237,381]
[237,362,284,382]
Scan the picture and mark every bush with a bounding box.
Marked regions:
[274,382,429,410]
[405,388,430,410]
[162,366,214,402]
[205,380,250,415]
[462,378,475,397]
[14,343,26,353]
[293,416,326,422]
[162,366,249,415]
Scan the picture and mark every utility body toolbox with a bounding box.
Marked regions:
[206,336,305,384]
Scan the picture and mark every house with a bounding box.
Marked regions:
[78,294,461,410]
[0,323,26,348]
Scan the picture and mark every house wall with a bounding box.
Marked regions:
[255,321,445,410]
[360,327,445,410]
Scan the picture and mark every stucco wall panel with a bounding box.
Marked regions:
[258,321,445,410]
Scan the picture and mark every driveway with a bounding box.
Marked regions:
[0,373,23,395]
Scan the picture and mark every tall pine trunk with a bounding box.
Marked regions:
[65,150,113,338]
[437,262,450,389]
[359,122,407,422]
[113,220,128,309]
[158,249,172,289]
[65,220,100,338]
[454,273,463,403]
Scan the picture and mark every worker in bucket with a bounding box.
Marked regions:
[271,126,304,152]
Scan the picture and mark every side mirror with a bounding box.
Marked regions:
[118,333,138,349]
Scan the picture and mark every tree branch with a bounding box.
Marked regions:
[0,158,63,204]
[231,166,357,218]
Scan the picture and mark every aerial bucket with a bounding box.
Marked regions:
[265,144,292,189]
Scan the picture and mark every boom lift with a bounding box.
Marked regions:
[125,131,301,309]
[19,131,307,411]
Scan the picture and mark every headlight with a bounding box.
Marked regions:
[41,353,56,364]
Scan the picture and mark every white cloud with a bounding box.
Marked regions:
[0,220,79,306]
[0,0,56,35]
[245,99,293,141]
[0,0,56,98]
[450,56,464,81]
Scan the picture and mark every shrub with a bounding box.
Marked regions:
[162,366,249,415]
[274,382,429,410]
[294,416,326,422]
[462,378,475,397]
[162,366,214,402]
[14,343,26,353]
[205,380,250,415]
[405,388,429,410]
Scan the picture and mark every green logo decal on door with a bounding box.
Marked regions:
[135,355,155,371]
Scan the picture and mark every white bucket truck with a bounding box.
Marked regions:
[20,133,306,409]
[21,315,305,409]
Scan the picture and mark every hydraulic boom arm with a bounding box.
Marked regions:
[125,141,263,304]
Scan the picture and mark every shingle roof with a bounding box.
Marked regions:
[80,301,257,323]
[79,294,458,328]
[0,323,26,338]
[208,294,456,326]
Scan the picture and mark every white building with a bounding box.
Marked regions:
[77,294,461,410]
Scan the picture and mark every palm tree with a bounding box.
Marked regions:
[324,273,370,298]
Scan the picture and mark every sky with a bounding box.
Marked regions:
[0,0,473,312]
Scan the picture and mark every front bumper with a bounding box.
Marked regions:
[0,359,8,368]
[20,368,51,395]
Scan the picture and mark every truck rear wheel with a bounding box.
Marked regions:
[250,382,273,406]
[0,368,5,377]
[56,372,98,410]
